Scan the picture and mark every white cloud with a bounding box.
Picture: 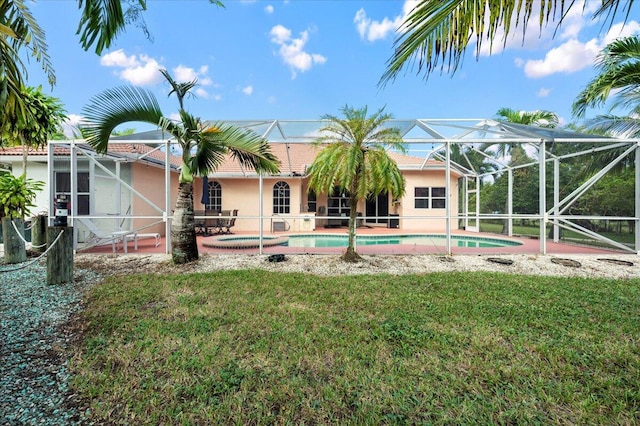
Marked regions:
[518,17,639,79]
[173,64,202,83]
[100,49,163,85]
[265,4,273,14]
[524,38,601,78]
[537,87,551,97]
[354,1,417,42]
[195,88,209,99]
[603,21,640,45]
[269,24,327,78]
[270,25,291,44]
[242,85,253,95]
[100,49,139,67]
[213,94,223,101]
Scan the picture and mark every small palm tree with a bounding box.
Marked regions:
[82,69,280,264]
[307,105,406,262]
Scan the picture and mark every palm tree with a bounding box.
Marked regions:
[496,107,559,128]
[380,0,635,86]
[490,107,559,233]
[1,0,55,121]
[491,107,559,157]
[572,35,640,138]
[306,105,406,262]
[81,69,280,264]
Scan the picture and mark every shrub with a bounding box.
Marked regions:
[0,173,44,219]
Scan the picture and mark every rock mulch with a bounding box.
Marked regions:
[0,260,102,425]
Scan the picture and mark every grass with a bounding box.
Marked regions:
[479,221,636,247]
[72,269,640,424]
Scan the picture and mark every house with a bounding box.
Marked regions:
[193,142,461,233]
[5,118,637,254]
[1,138,462,246]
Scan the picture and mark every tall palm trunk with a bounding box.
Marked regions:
[343,193,361,262]
[171,182,199,264]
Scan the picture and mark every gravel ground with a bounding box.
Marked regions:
[75,252,640,280]
[2,252,639,425]
[0,257,103,426]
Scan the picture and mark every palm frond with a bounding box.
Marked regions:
[0,0,55,120]
[81,85,163,153]
[307,105,406,204]
[572,35,640,118]
[583,114,640,138]
[76,0,147,55]
[592,0,636,32]
[203,122,280,175]
[380,0,633,86]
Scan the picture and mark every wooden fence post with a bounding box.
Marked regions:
[46,226,73,285]
[2,217,27,264]
[31,214,48,253]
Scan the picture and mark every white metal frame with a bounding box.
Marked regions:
[48,119,640,255]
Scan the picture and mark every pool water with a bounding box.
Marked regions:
[285,234,522,248]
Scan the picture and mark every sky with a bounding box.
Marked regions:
[22,0,640,136]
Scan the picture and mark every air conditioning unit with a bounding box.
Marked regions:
[272,221,286,232]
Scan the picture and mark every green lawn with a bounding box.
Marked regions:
[73,270,640,424]
[479,221,636,247]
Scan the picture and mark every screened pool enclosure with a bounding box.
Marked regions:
[47,118,640,255]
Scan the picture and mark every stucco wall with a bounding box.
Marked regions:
[194,177,314,233]
[192,171,460,233]
[395,170,459,231]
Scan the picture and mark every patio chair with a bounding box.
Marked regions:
[219,209,237,234]
[204,209,221,235]
[78,218,135,253]
[194,210,206,235]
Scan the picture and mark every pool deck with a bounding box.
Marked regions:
[80,226,631,257]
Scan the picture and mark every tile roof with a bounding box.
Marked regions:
[0,143,182,168]
[2,142,450,176]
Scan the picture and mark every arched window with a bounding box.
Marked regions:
[206,181,222,211]
[273,181,290,214]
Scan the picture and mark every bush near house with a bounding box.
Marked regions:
[0,173,44,219]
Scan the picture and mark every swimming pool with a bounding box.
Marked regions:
[204,233,523,249]
[285,234,523,248]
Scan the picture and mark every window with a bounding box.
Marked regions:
[205,181,222,211]
[55,172,90,215]
[273,181,290,214]
[414,187,446,209]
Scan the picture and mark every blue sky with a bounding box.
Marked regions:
[24,0,640,135]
